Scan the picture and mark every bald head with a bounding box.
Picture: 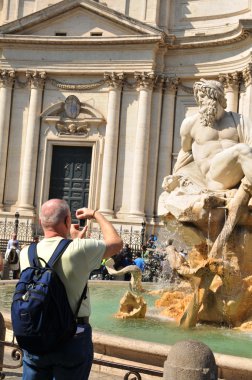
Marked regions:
[40,199,70,230]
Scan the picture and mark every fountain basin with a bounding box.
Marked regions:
[1,280,252,359]
[2,313,252,380]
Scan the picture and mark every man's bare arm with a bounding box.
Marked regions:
[75,208,123,258]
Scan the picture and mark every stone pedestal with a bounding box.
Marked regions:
[163,340,218,380]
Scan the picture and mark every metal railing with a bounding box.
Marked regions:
[0,344,163,379]
[0,340,163,379]
[0,313,162,379]
[0,217,147,255]
[93,357,163,379]
[0,339,23,373]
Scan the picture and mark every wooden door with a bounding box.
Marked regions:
[49,146,92,222]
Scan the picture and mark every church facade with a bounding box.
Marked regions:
[1,0,252,233]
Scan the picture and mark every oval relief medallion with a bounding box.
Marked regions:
[64,95,81,119]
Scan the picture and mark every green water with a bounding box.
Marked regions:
[1,282,252,358]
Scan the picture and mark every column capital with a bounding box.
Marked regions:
[134,71,156,91]
[218,72,241,90]
[0,70,15,88]
[153,75,165,91]
[241,64,252,88]
[104,72,124,90]
[164,77,180,94]
[26,70,47,89]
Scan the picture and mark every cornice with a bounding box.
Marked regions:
[0,34,163,46]
[166,19,252,50]
[4,18,239,51]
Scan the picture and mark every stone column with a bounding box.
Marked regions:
[99,73,124,216]
[2,0,19,22]
[140,0,147,20]
[241,64,252,119]
[13,0,19,21]
[219,72,240,112]
[145,76,164,220]
[155,77,178,212]
[0,70,15,210]
[18,71,46,211]
[130,72,154,218]
[1,0,9,22]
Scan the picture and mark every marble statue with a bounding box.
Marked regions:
[158,79,252,329]
[174,79,252,191]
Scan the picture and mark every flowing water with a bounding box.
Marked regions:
[1,281,251,358]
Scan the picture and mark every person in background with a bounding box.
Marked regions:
[142,245,148,259]
[7,233,20,250]
[100,258,109,280]
[147,234,157,249]
[133,251,145,272]
[5,240,20,279]
[122,243,133,261]
[32,236,39,244]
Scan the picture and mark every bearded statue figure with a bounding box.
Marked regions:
[171,79,252,191]
[158,79,252,328]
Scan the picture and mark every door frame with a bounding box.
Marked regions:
[37,136,104,214]
[48,145,93,218]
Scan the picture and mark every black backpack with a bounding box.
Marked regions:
[8,248,19,265]
[11,239,87,354]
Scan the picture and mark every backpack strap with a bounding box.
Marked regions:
[28,239,72,268]
[47,239,72,268]
[28,243,41,267]
[48,239,88,317]
[74,284,88,318]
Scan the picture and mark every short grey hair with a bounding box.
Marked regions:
[40,199,70,228]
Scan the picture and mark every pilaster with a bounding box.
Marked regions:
[99,72,124,217]
[241,64,252,119]
[219,72,240,112]
[0,70,15,210]
[18,71,46,212]
[145,76,164,220]
[155,77,178,214]
[2,0,9,23]
[130,72,155,218]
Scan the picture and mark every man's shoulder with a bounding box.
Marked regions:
[68,238,106,258]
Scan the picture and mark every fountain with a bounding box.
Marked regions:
[1,281,252,360]
[158,78,252,330]
[105,258,147,318]
[101,79,252,332]
[2,80,252,377]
